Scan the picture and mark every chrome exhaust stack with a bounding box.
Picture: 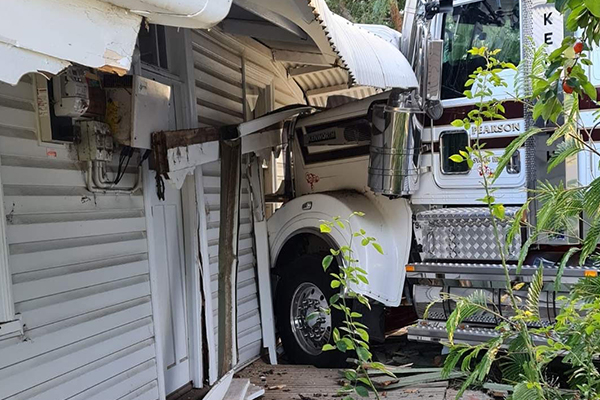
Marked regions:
[367,89,421,197]
[368,0,450,197]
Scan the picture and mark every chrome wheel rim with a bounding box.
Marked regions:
[290,282,332,356]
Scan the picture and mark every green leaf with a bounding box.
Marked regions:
[372,242,384,255]
[356,328,369,342]
[584,177,600,217]
[356,377,371,386]
[449,154,464,163]
[361,238,369,246]
[355,385,369,397]
[320,224,331,233]
[306,311,319,321]
[445,291,488,344]
[491,204,506,220]
[336,220,346,229]
[357,275,369,284]
[336,339,348,352]
[580,217,600,264]
[352,211,365,217]
[330,293,340,304]
[585,0,600,18]
[322,255,333,271]
[356,346,371,362]
[585,325,595,335]
[451,120,464,128]
[331,280,341,289]
[526,267,543,321]
[322,344,335,351]
[350,312,362,318]
[353,321,368,330]
[493,128,541,182]
[555,0,567,11]
[583,80,598,101]
[555,247,579,292]
[512,381,542,400]
[343,369,357,381]
[547,139,583,172]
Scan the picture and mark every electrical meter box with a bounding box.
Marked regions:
[53,66,106,118]
[105,76,172,149]
[76,121,114,162]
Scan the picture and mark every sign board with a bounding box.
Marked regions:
[532,0,564,51]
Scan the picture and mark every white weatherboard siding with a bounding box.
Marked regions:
[191,28,303,371]
[0,76,159,400]
[192,28,261,366]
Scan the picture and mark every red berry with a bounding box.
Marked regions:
[563,80,574,94]
[574,42,584,54]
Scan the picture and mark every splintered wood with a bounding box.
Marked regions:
[236,360,492,400]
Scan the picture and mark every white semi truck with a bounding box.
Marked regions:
[265,0,600,366]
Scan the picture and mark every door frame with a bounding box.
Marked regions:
[142,66,204,397]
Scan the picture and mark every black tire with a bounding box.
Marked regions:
[275,254,347,367]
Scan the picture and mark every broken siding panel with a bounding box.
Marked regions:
[191,29,305,368]
[192,28,264,368]
[0,76,158,400]
[201,159,262,367]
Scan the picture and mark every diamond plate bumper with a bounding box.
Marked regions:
[413,207,522,261]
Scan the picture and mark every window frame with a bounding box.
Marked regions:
[439,130,472,175]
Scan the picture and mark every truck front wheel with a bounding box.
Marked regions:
[275,254,346,367]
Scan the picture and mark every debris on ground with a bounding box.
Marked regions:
[237,357,495,400]
[221,379,265,400]
[339,365,466,391]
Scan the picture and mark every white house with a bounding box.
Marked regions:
[0,1,409,399]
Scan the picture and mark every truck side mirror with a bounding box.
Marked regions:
[425,39,443,102]
[424,38,444,120]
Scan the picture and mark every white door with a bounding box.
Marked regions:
[150,173,191,394]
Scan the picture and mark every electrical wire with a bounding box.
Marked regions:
[113,146,134,185]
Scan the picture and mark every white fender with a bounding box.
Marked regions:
[267,191,412,307]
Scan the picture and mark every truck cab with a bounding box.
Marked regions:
[266,0,600,364]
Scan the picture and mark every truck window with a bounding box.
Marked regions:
[440,130,470,174]
[441,0,520,100]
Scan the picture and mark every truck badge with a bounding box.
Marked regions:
[306,172,320,190]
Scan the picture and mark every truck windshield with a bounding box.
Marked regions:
[441,0,520,100]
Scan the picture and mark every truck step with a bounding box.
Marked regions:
[406,261,599,281]
[406,262,600,327]
[407,320,548,346]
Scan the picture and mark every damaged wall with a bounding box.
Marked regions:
[0,76,159,400]
[190,28,304,380]
[0,0,142,85]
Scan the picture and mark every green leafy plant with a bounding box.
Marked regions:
[318,213,391,399]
